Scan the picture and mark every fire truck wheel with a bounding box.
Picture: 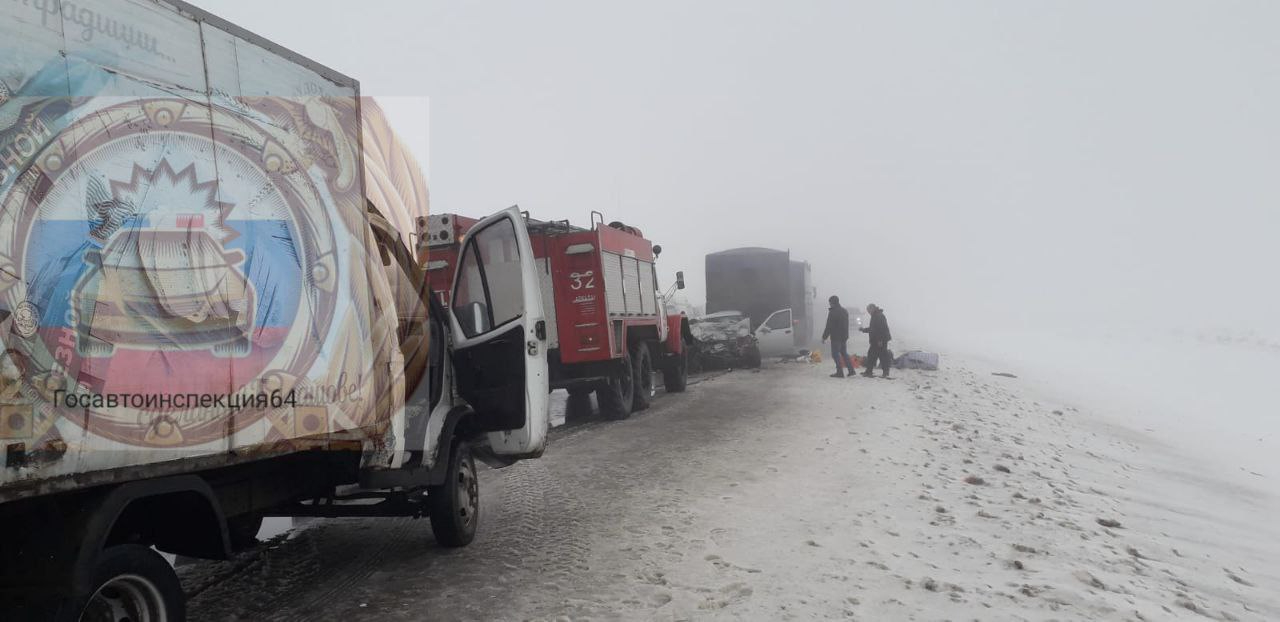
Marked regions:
[597,352,635,420]
[662,339,689,393]
[630,343,655,412]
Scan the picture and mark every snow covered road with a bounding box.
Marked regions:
[182,359,1280,621]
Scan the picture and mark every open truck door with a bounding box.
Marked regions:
[448,207,550,458]
[755,308,795,359]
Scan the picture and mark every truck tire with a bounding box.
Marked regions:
[630,342,655,412]
[565,387,593,421]
[662,339,689,393]
[596,353,634,420]
[76,544,186,622]
[429,441,479,547]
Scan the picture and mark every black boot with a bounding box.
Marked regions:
[830,370,845,378]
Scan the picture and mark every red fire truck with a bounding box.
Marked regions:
[422,210,691,419]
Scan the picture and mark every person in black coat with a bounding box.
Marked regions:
[821,295,852,377]
[860,303,892,378]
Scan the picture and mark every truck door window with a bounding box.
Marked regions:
[475,219,524,327]
[452,218,525,338]
[766,310,792,330]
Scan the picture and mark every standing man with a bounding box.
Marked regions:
[821,295,852,378]
[860,303,892,378]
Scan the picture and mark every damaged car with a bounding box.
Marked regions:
[688,310,761,371]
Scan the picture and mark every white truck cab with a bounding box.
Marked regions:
[357,205,550,544]
[445,208,550,459]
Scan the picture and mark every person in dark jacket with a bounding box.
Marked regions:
[860,303,892,378]
[821,295,852,378]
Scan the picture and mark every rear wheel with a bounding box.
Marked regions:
[429,442,479,547]
[597,352,635,420]
[78,544,185,622]
[662,339,689,393]
[631,342,655,412]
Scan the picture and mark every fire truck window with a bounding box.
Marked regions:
[452,243,491,338]
[471,219,525,328]
[766,310,792,330]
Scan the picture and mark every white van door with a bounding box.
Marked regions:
[755,308,794,358]
[448,207,550,458]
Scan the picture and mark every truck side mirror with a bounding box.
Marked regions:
[676,271,685,290]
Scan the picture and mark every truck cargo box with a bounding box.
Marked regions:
[705,247,791,331]
[0,0,401,503]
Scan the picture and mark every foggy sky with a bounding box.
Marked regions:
[199,0,1280,341]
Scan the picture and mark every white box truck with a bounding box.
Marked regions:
[0,1,551,619]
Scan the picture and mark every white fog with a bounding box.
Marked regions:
[199,0,1280,480]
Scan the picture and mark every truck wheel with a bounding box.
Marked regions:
[630,342,655,412]
[429,441,479,547]
[662,339,690,393]
[565,387,593,421]
[596,353,634,420]
[77,544,185,622]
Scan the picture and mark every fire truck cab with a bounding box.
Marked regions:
[423,210,691,420]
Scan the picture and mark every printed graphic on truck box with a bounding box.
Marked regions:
[0,5,391,471]
[1,94,355,449]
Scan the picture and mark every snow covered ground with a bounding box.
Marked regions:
[924,329,1280,492]
[183,348,1280,621]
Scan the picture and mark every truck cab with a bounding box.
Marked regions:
[367,205,550,469]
